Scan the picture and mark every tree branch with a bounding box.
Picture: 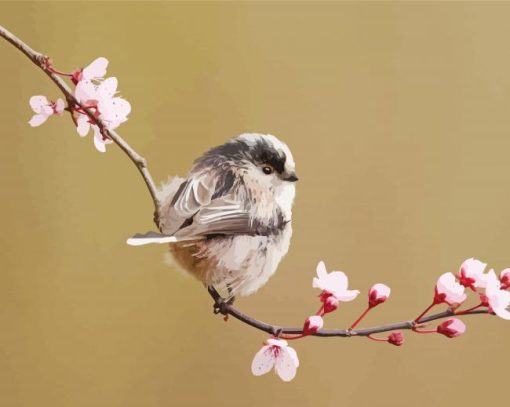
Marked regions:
[0,24,494,342]
[208,287,490,337]
[0,24,161,219]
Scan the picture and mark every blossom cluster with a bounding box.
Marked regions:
[433,258,510,319]
[251,258,510,382]
[28,57,131,152]
[252,261,390,381]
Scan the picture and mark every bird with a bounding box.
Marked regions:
[127,133,298,299]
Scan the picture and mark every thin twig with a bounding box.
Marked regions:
[0,24,493,341]
[0,24,161,219]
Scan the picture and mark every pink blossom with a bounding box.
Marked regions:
[28,95,64,127]
[434,272,467,306]
[485,270,510,320]
[313,261,360,303]
[368,283,391,308]
[437,318,466,338]
[458,258,488,289]
[71,57,108,84]
[500,269,510,290]
[251,338,299,382]
[303,315,323,335]
[387,331,404,346]
[74,77,130,152]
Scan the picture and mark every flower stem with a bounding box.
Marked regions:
[414,302,436,323]
[316,304,325,317]
[279,334,306,341]
[455,303,484,315]
[413,328,436,334]
[350,306,372,330]
[367,334,387,343]
[46,66,73,77]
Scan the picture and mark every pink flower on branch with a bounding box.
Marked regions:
[71,57,108,85]
[484,270,510,320]
[437,318,466,338]
[434,272,467,306]
[313,261,359,313]
[43,56,109,84]
[368,283,391,308]
[74,76,131,152]
[28,55,130,153]
[415,272,467,322]
[251,338,300,382]
[458,258,488,290]
[303,315,323,335]
[28,95,64,127]
[350,283,391,330]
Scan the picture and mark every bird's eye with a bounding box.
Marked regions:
[262,165,273,175]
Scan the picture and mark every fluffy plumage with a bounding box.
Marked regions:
[128,133,297,297]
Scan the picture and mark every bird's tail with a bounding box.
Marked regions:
[126,231,177,246]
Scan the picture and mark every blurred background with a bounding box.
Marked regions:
[1,2,510,406]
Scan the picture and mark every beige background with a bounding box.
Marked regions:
[1,2,510,406]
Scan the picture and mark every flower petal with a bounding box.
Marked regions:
[316,261,327,279]
[29,114,48,127]
[493,305,510,320]
[372,283,391,298]
[82,57,108,80]
[251,346,275,377]
[93,127,107,153]
[266,338,288,348]
[99,97,131,129]
[29,95,48,113]
[76,115,90,137]
[337,289,360,302]
[54,98,65,115]
[275,347,299,382]
[75,79,98,103]
[98,77,118,100]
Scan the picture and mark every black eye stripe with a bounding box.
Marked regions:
[257,146,286,174]
[194,137,287,174]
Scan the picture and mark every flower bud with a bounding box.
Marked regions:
[368,283,391,308]
[500,269,510,290]
[436,318,466,338]
[387,331,404,346]
[303,315,324,335]
[323,296,339,313]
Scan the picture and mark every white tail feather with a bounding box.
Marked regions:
[126,231,177,246]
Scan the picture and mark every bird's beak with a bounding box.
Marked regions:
[283,172,299,182]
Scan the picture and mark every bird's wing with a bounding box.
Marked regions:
[173,196,254,239]
[127,171,257,246]
[171,174,215,219]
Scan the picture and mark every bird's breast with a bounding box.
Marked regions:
[168,222,293,296]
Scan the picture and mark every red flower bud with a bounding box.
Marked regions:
[368,283,391,308]
[387,331,404,346]
[303,315,324,335]
[323,296,339,313]
[500,269,510,290]
[437,318,466,338]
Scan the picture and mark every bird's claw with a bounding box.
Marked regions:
[213,298,229,315]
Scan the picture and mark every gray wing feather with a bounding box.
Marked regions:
[174,198,254,239]
[173,177,213,217]
[161,171,256,239]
